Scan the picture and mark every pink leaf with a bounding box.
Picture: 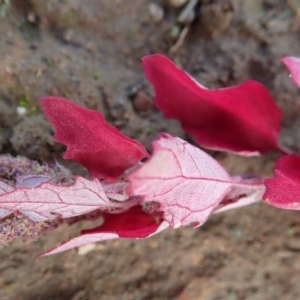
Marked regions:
[40,97,149,180]
[0,181,14,219]
[102,181,130,201]
[143,54,284,155]
[41,206,169,256]
[0,181,14,194]
[16,175,52,188]
[281,56,300,89]
[214,175,265,213]
[128,134,264,227]
[264,155,300,210]
[0,177,134,222]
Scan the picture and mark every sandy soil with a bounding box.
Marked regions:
[1,0,300,299]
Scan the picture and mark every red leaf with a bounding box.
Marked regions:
[281,56,300,89]
[128,134,264,227]
[41,206,169,256]
[0,177,135,221]
[143,54,284,155]
[40,97,149,180]
[264,155,300,210]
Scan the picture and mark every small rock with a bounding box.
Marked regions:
[286,239,300,252]
[27,12,37,23]
[5,66,12,75]
[71,290,87,300]
[63,29,74,43]
[16,107,27,116]
[35,67,44,78]
[86,42,97,53]
[113,120,125,128]
[178,0,198,25]
[167,0,188,8]
[30,42,39,50]
[133,91,153,111]
[148,3,164,23]
[77,243,96,256]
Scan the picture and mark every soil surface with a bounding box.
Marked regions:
[1,0,300,299]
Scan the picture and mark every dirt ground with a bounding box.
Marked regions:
[1,0,300,299]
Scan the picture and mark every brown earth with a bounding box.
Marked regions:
[1,0,300,299]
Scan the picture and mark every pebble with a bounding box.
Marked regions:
[178,0,198,24]
[168,0,188,8]
[286,239,300,251]
[148,3,164,23]
[77,243,97,255]
[63,29,74,43]
[27,12,37,23]
[16,107,27,116]
[133,91,153,111]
